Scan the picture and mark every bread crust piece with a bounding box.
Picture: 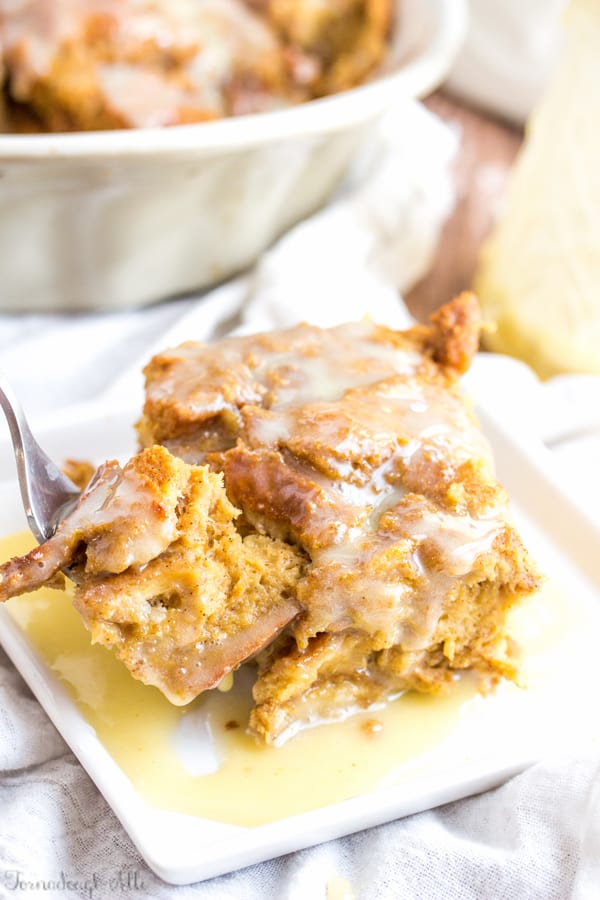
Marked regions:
[267,0,393,94]
[139,294,542,743]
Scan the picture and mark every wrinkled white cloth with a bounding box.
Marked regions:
[0,100,600,900]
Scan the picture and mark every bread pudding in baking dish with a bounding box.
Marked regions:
[0,0,393,131]
[0,296,541,744]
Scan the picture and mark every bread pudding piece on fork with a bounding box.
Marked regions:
[138,294,541,743]
[0,445,306,704]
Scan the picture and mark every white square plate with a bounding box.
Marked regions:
[0,360,599,885]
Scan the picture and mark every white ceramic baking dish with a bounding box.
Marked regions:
[0,0,467,313]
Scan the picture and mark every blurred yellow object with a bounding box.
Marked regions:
[474,0,600,377]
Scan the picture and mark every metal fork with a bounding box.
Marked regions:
[0,375,81,543]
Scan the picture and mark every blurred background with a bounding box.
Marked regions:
[408,0,566,317]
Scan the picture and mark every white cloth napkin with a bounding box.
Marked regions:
[0,100,599,899]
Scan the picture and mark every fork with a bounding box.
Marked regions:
[0,375,81,543]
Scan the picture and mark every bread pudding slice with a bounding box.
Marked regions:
[138,294,541,743]
[0,296,540,742]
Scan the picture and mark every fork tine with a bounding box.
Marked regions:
[0,374,80,543]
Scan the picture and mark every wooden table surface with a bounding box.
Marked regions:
[406,92,523,321]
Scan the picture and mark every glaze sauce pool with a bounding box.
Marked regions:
[2,531,564,828]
